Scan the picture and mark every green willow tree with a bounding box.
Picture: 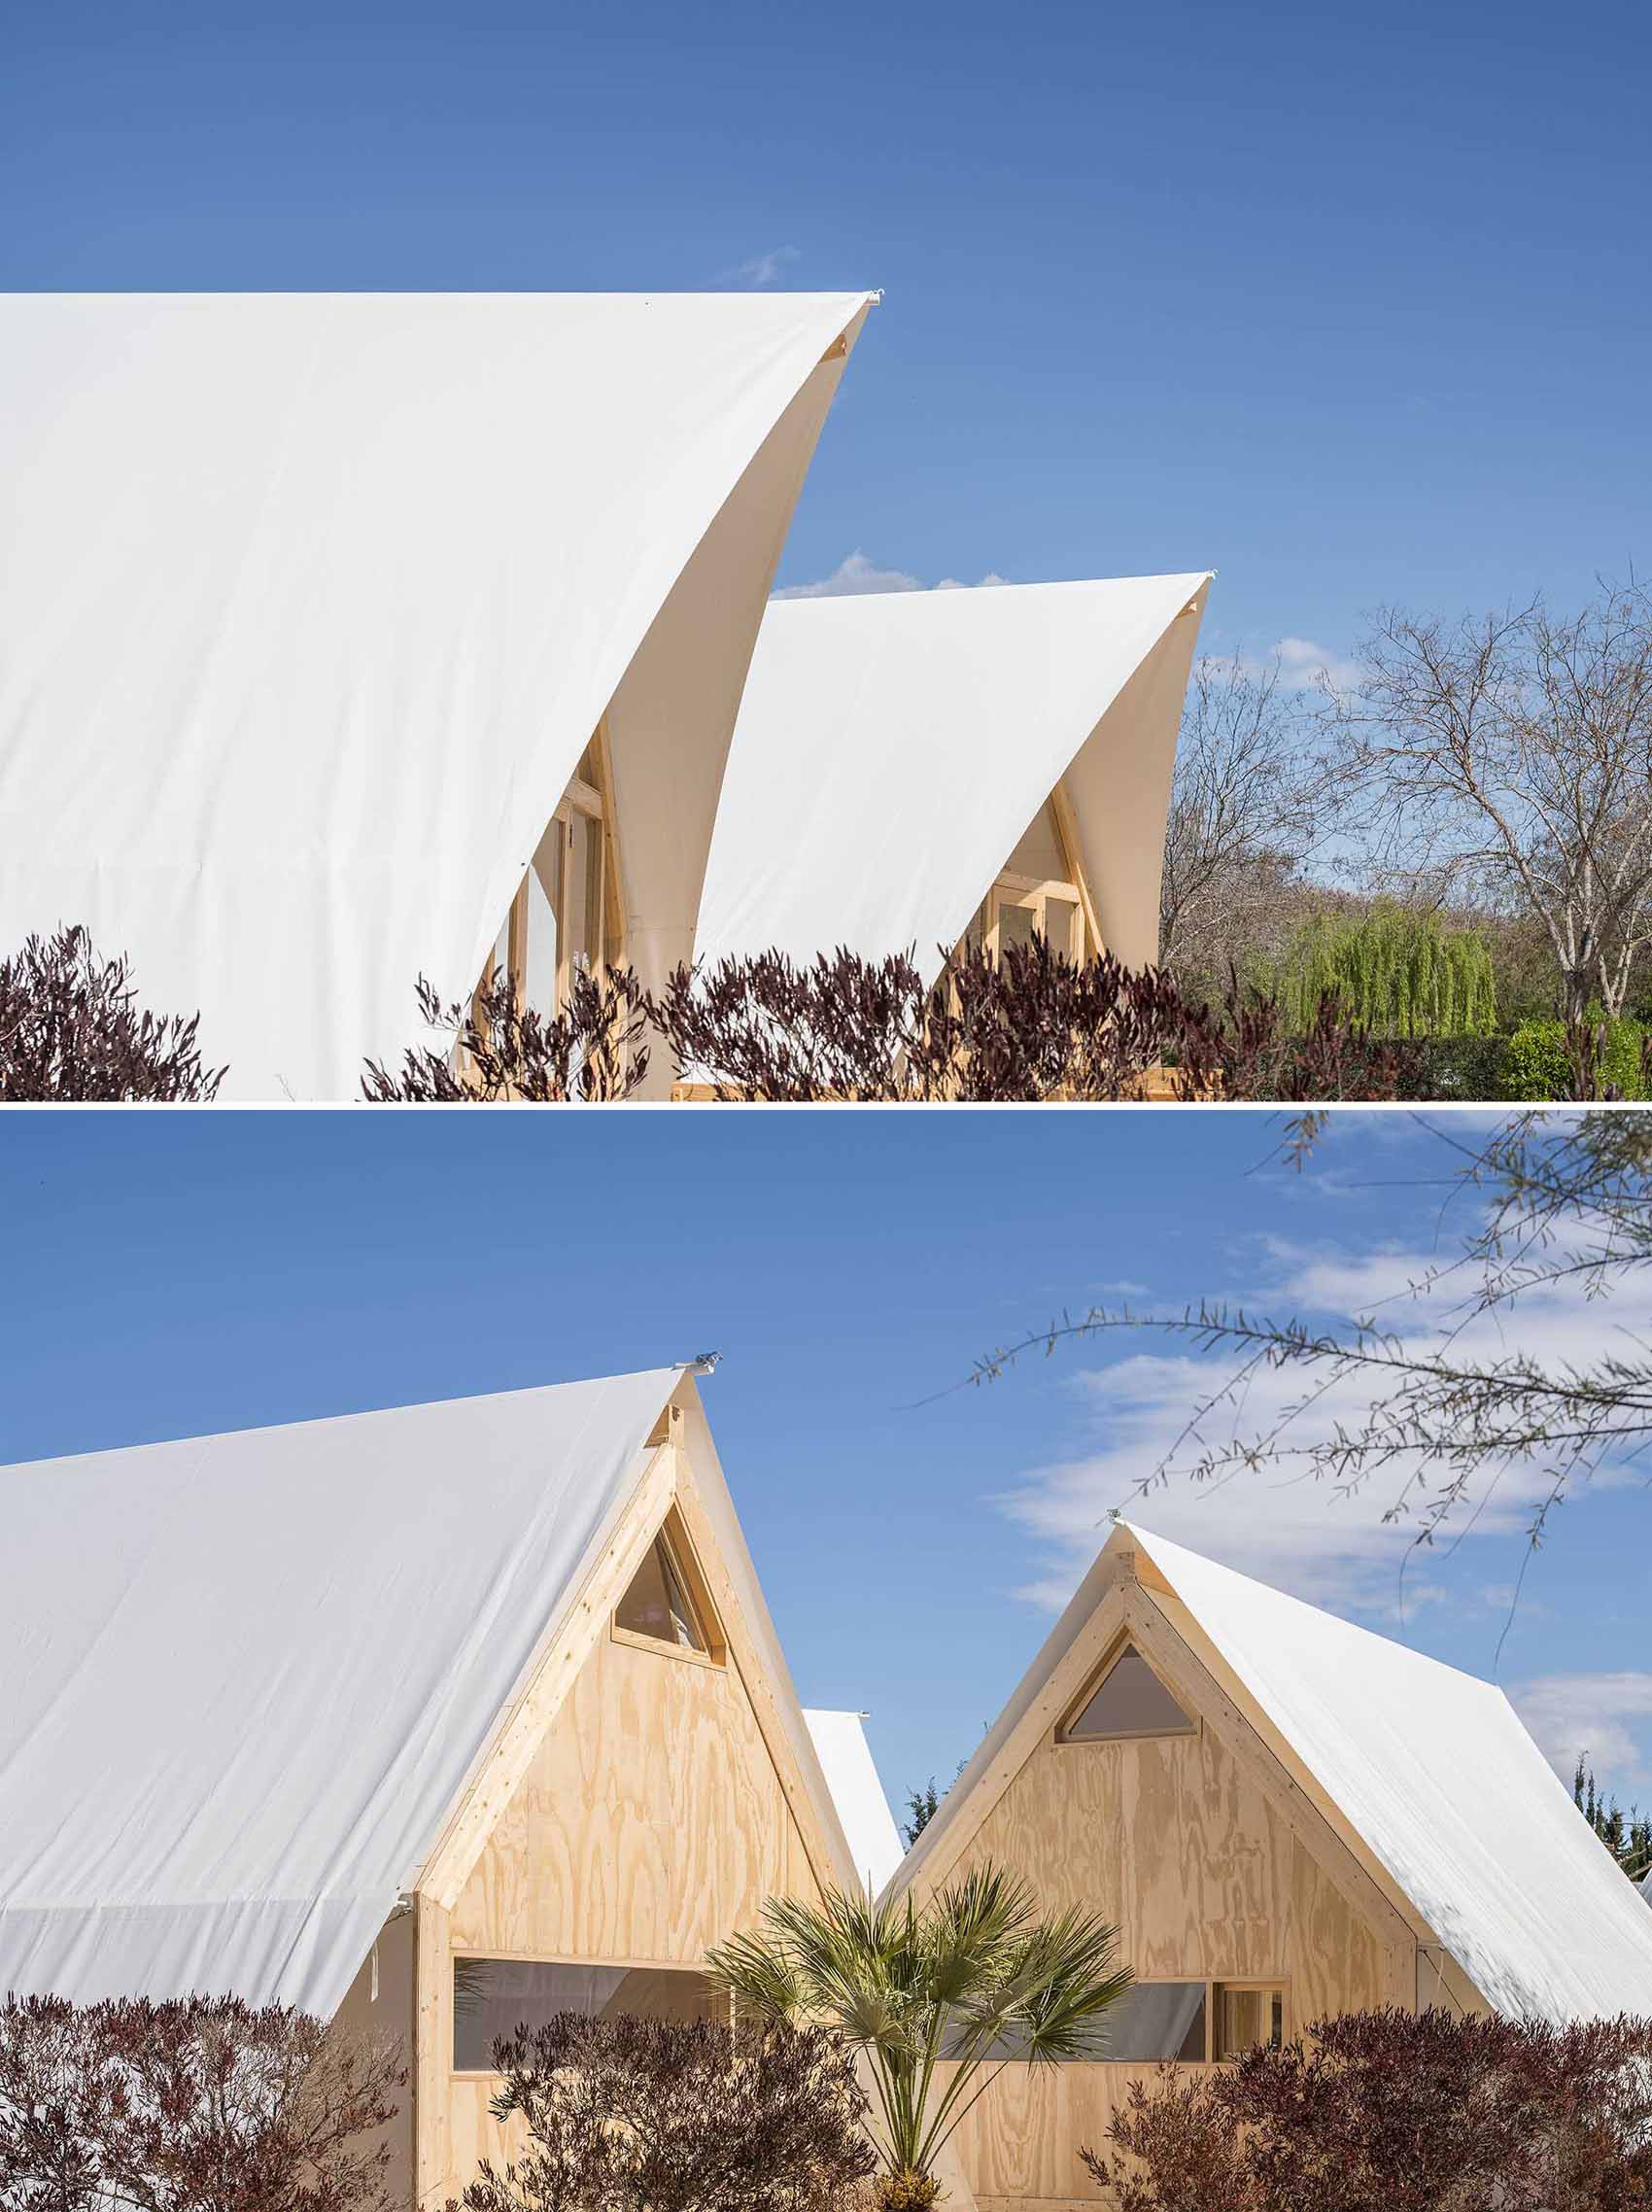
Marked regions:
[1272,905,1497,1038]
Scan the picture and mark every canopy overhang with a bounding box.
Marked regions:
[695,571,1212,979]
[0,292,874,1097]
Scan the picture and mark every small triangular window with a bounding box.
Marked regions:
[614,1528,711,1654]
[1064,1644,1193,1741]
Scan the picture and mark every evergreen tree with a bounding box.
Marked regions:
[1573,1757,1652,1881]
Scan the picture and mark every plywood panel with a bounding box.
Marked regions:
[966,1720,1288,1983]
[940,1609,1405,2210]
[442,1623,813,2196]
[454,1626,801,1958]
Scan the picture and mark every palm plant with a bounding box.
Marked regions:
[705,1862,1133,2205]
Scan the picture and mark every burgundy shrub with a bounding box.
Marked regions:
[1082,2006,1652,2212]
[0,925,224,1101]
[363,967,650,1102]
[446,2011,876,2212]
[0,1992,405,2212]
[656,941,1421,1103]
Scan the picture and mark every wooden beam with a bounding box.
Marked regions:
[412,1893,453,2207]
[589,714,630,974]
[414,1440,679,1913]
[1050,777,1106,964]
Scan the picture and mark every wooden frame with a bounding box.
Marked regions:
[963,773,1106,972]
[1054,1629,1201,1746]
[471,715,631,1034]
[609,1503,729,1669]
[446,1950,730,2079]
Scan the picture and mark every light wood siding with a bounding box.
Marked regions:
[435,1624,816,2195]
[926,1596,1403,2210]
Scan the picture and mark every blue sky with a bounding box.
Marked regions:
[4,1108,1649,1822]
[3,0,1647,666]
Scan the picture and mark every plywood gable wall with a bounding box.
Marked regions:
[909,1577,1416,2210]
[452,1616,818,1960]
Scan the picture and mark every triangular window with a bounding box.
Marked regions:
[1062,1643,1194,1742]
[614,1524,714,1656]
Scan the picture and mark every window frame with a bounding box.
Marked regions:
[449,1950,731,2078]
[980,1975,1291,2069]
[470,715,630,1033]
[1210,1979,1290,2061]
[1055,1633,1202,1747]
[609,1507,726,1670]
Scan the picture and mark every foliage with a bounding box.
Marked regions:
[363,967,649,1101]
[441,2012,874,2212]
[1404,1029,1510,1100]
[900,1783,943,1849]
[1270,904,1497,1037]
[0,1992,404,2212]
[657,943,1194,1102]
[970,1110,1652,1592]
[1081,2006,1652,2212]
[1177,970,1424,1102]
[1574,1758,1652,1882]
[658,944,1421,1104]
[1502,1013,1649,1101]
[0,924,224,1101]
[899,1762,967,1849]
[704,1864,1132,2193]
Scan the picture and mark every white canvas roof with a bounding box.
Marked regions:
[804,1711,905,1894]
[1129,1527,1652,2022]
[0,1371,688,2018]
[0,292,873,1098]
[695,572,1211,981]
[897,1523,1652,2023]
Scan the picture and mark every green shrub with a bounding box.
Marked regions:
[1407,1033,1511,1101]
[1501,1016,1647,1101]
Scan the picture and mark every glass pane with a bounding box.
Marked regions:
[614,1535,708,1651]
[454,1957,723,2070]
[1046,893,1082,964]
[582,813,605,969]
[958,1980,1206,2065]
[1214,1986,1285,2058]
[997,900,1038,956]
[1102,1982,1208,2062]
[1066,1646,1193,1740]
[563,815,590,974]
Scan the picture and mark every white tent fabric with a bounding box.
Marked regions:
[0,292,872,1098]
[0,1371,684,2019]
[1126,1525,1652,2022]
[695,572,1211,981]
[804,1711,905,1894]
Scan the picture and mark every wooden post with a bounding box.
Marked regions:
[412,1892,452,2208]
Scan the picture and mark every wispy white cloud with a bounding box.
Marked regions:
[773,551,1010,600]
[717,244,801,288]
[1509,1672,1652,1789]
[1197,634,1362,698]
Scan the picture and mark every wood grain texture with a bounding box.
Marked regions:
[921,1577,1413,2207]
[452,1623,809,1958]
[437,1621,817,2195]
